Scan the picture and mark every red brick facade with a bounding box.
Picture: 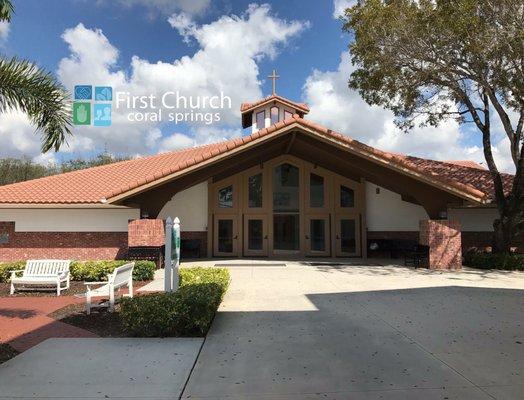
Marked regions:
[2,217,517,264]
[128,219,165,247]
[0,220,209,262]
[419,220,462,270]
[0,222,128,262]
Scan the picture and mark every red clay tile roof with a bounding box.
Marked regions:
[402,156,513,199]
[444,160,485,170]
[0,114,512,204]
[240,94,309,114]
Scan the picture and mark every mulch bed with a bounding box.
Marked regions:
[47,280,152,337]
[0,281,87,297]
[0,343,19,364]
[49,303,127,337]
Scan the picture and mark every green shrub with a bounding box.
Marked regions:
[70,260,155,281]
[132,260,156,281]
[464,251,524,271]
[179,267,230,292]
[0,259,155,283]
[120,292,178,337]
[173,282,225,335]
[70,260,122,281]
[0,261,25,283]
[120,267,229,337]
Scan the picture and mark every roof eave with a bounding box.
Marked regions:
[107,120,488,205]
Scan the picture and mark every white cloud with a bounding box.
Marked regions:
[118,0,211,16]
[303,52,515,172]
[0,5,308,161]
[0,21,9,42]
[333,0,357,19]
[158,132,196,152]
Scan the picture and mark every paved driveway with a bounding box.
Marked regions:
[183,263,524,399]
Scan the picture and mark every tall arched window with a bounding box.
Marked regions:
[270,106,279,125]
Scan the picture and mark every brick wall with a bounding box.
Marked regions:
[419,220,462,270]
[128,219,165,247]
[0,222,128,262]
[1,220,209,262]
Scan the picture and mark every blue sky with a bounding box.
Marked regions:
[6,0,346,95]
[0,0,514,172]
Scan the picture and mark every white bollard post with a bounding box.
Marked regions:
[164,217,173,292]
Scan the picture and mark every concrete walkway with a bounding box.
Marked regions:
[182,263,524,399]
[0,338,203,399]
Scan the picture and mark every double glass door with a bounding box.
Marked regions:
[214,216,238,256]
[243,215,268,256]
[305,215,330,256]
[335,215,359,256]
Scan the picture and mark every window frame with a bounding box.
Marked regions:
[256,110,266,130]
[334,176,359,212]
[270,106,279,125]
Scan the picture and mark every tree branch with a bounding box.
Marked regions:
[481,91,506,210]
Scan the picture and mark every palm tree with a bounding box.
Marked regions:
[0,0,71,152]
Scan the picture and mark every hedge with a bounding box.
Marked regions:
[120,267,230,337]
[0,261,25,283]
[464,251,524,271]
[70,260,155,281]
[0,260,155,283]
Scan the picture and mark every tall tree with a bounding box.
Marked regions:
[0,0,71,152]
[342,0,523,252]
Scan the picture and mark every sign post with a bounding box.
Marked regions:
[172,217,181,290]
[164,217,173,292]
[164,216,181,292]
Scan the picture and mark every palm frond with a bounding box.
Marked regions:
[0,0,13,22]
[0,57,72,152]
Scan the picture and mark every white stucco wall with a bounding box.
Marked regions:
[447,208,498,231]
[365,183,429,231]
[158,181,208,231]
[0,208,140,232]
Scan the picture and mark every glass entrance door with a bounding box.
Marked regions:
[305,215,330,256]
[335,215,360,256]
[243,215,268,256]
[273,214,300,253]
[214,216,238,256]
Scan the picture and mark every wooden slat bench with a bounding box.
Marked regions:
[10,260,71,296]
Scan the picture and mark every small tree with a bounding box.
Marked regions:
[0,0,71,152]
[342,0,523,252]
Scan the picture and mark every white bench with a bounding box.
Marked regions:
[10,260,71,296]
[83,262,135,314]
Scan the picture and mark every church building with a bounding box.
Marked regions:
[0,79,514,268]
